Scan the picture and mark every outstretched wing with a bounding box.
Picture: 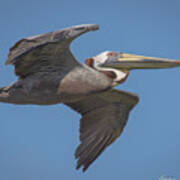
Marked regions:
[65,89,139,172]
[6,24,99,77]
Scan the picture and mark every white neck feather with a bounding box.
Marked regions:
[94,65,128,83]
[92,51,129,85]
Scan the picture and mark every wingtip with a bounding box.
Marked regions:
[74,24,99,31]
[75,162,88,173]
[53,24,99,42]
[86,24,99,31]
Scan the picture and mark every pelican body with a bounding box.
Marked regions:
[0,24,180,172]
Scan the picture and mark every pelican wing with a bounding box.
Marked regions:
[65,89,139,172]
[6,24,99,77]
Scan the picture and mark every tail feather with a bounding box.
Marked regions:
[0,87,9,92]
[0,86,11,103]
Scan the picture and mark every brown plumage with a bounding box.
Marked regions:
[66,89,138,171]
[1,24,179,172]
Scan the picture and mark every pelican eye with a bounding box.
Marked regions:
[107,52,116,57]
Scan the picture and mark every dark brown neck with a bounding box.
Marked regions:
[99,70,117,79]
[85,58,116,80]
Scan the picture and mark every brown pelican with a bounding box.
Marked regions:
[0,24,180,172]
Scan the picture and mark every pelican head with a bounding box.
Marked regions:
[86,51,180,86]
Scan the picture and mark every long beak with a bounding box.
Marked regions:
[102,53,180,70]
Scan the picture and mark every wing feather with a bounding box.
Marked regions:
[6,24,99,77]
[65,89,139,171]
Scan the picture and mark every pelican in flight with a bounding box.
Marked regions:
[0,24,180,172]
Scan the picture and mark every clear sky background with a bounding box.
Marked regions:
[0,0,179,179]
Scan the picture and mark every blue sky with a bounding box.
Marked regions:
[0,0,180,179]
